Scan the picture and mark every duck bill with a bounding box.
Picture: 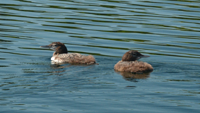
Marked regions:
[40,45,51,49]
[141,55,150,58]
[137,54,149,60]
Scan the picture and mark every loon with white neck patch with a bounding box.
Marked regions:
[114,50,153,73]
[41,42,96,65]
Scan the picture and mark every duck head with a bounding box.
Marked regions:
[122,50,149,61]
[41,42,68,55]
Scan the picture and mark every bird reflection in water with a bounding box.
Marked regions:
[115,71,151,82]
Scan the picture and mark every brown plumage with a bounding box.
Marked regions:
[52,53,96,64]
[114,50,153,73]
[41,42,96,65]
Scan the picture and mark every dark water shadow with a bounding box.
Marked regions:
[49,62,97,75]
[115,71,152,82]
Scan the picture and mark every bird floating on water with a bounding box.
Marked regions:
[41,42,96,65]
[114,50,153,73]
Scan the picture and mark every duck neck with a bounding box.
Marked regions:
[54,46,68,55]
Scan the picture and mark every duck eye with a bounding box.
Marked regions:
[52,44,57,46]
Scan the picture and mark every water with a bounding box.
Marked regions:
[0,0,200,112]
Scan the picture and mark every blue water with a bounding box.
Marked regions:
[0,0,200,112]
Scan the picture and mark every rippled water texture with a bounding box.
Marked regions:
[0,0,200,113]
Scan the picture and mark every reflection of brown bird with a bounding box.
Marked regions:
[114,50,153,73]
[118,71,150,79]
[41,42,96,65]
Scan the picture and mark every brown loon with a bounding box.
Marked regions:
[114,50,153,73]
[41,42,96,65]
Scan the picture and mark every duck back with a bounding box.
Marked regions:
[114,60,153,73]
[51,53,96,64]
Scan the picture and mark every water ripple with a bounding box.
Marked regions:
[1,0,200,112]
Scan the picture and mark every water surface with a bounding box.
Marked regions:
[0,0,200,113]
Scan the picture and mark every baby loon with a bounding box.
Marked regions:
[41,42,96,64]
[114,50,153,73]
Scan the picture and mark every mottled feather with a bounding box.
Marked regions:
[114,60,153,73]
[51,53,96,64]
[114,50,153,73]
[41,42,96,64]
